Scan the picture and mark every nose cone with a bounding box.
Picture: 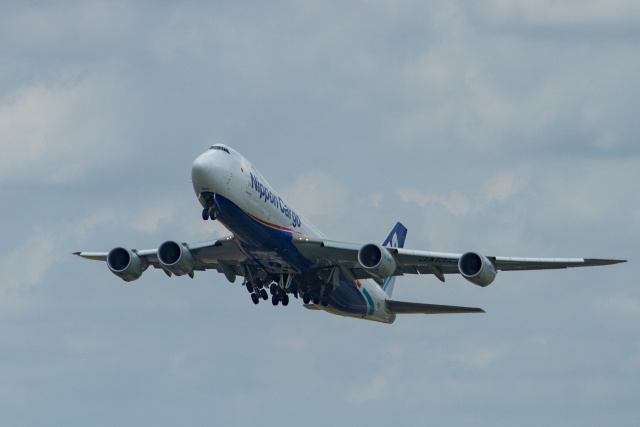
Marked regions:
[191,153,213,195]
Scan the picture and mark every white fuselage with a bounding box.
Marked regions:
[191,144,396,323]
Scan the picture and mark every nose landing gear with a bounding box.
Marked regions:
[202,205,219,221]
[199,192,220,221]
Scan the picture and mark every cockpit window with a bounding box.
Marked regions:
[209,145,230,154]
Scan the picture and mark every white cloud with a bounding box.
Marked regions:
[268,323,319,351]
[481,0,640,27]
[128,199,179,234]
[0,1,133,49]
[70,208,117,241]
[361,191,384,209]
[481,167,531,202]
[451,345,503,369]
[620,349,640,373]
[536,159,640,225]
[0,234,56,292]
[0,75,127,183]
[345,376,387,404]
[397,188,472,217]
[602,292,640,318]
[281,170,351,220]
[397,167,530,217]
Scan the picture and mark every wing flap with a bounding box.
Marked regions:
[293,238,361,264]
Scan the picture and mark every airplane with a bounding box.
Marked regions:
[74,144,626,324]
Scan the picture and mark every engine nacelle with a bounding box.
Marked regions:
[158,241,195,276]
[358,244,397,278]
[458,252,497,287]
[107,247,144,282]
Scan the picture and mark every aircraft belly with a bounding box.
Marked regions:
[321,280,368,317]
[214,194,312,274]
[212,194,390,322]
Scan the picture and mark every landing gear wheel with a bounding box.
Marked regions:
[251,293,259,304]
[202,208,209,220]
[312,295,320,305]
[269,283,278,295]
[208,207,218,220]
[303,295,310,304]
[272,295,279,306]
[323,284,333,297]
[246,282,253,293]
[321,297,330,306]
[281,294,289,306]
[260,289,268,300]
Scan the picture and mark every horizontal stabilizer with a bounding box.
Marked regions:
[386,300,485,314]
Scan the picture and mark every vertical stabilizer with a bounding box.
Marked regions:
[381,222,407,297]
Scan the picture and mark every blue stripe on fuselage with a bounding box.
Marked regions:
[361,287,375,316]
[214,194,312,273]
[214,193,371,317]
[325,280,368,316]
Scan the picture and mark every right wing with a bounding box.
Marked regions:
[292,237,625,283]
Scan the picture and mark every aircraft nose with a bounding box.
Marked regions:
[191,153,213,193]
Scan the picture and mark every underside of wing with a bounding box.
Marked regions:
[292,237,461,280]
[188,237,249,275]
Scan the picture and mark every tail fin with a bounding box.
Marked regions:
[381,222,407,297]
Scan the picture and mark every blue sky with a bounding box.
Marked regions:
[1,1,639,425]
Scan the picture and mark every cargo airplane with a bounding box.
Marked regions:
[75,145,625,323]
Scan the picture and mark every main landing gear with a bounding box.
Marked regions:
[244,273,295,307]
[301,283,333,306]
[270,283,289,306]
[245,279,268,305]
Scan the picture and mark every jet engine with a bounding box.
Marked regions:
[107,247,145,282]
[358,244,397,278]
[158,241,195,276]
[458,252,497,287]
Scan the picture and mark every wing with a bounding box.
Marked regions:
[489,256,624,271]
[74,235,250,281]
[292,237,625,282]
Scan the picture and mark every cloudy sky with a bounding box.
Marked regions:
[1,1,639,425]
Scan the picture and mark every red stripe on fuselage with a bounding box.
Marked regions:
[245,210,302,235]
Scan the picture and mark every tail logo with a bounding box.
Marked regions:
[382,222,407,249]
